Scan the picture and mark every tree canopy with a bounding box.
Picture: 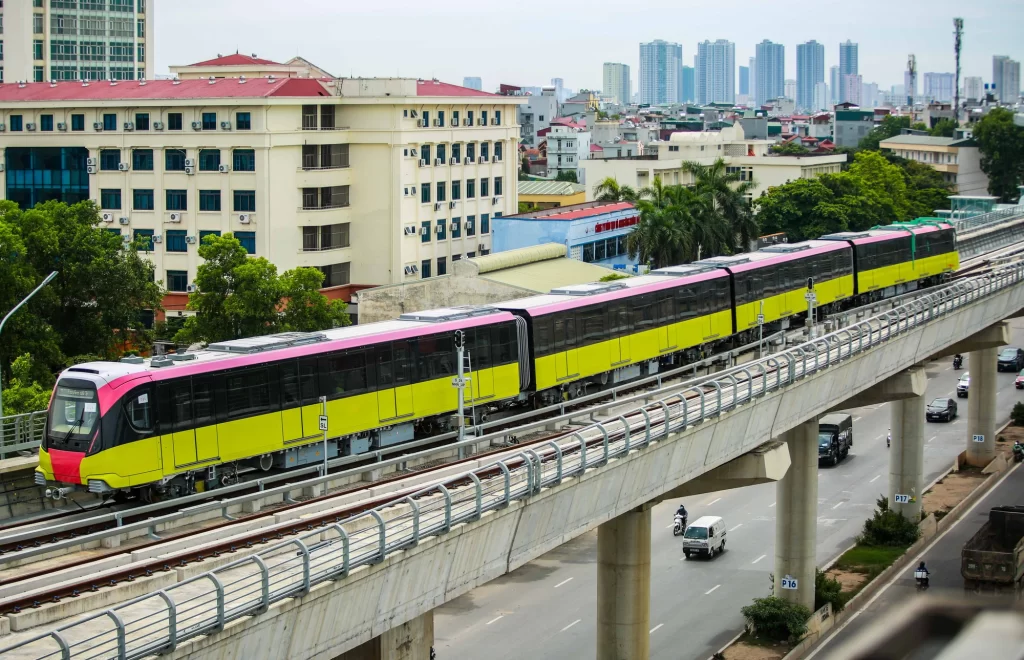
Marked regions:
[555,170,579,183]
[0,200,163,389]
[174,233,350,345]
[973,107,1024,202]
[770,142,810,155]
[858,115,912,151]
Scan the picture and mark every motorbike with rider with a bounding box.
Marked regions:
[672,504,688,536]
[953,354,963,370]
[914,561,930,589]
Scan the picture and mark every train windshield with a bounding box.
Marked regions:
[46,381,100,450]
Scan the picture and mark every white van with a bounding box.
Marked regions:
[682,516,727,559]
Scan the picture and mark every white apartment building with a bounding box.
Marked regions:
[580,124,845,200]
[0,73,522,307]
[518,88,558,147]
[963,76,983,101]
[602,63,631,105]
[546,125,591,181]
[1,0,154,83]
[879,134,988,195]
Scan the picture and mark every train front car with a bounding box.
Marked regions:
[693,240,855,337]
[821,219,959,299]
[495,270,732,403]
[36,361,152,497]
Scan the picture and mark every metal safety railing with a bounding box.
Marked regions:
[0,411,47,460]
[954,203,1024,233]
[5,261,1024,660]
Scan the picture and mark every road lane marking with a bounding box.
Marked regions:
[707,497,722,506]
[752,554,766,564]
[729,524,743,531]
[650,624,664,634]
[854,416,861,422]
[554,578,573,588]
[869,475,880,483]
[705,585,721,595]
[561,619,580,632]
[832,501,844,510]
[928,436,937,443]
[486,615,503,625]
[769,502,776,508]
[665,523,674,529]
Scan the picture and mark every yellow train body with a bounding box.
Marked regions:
[856,250,959,294]
[735,274,855,332]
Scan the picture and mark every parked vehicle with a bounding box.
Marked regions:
[997,347,1024,372]
[682,516,727,559]
[1015,370,1024,389]
[926,397,958,422]
[953,354,963,370]
[956,373,970,398]
[961,506,1024,588]
[818,413,853,466]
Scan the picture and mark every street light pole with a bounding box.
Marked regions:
[0,271,57,419]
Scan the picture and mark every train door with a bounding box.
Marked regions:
[470,329,494,400]
[657,295,676,352]
[166,382,198,467]
[280,362,308,442]
[375,345,398,421]
[191,377,219,462]
[553,315,578,379]
[392,340,415,418]
[609,303,630,365]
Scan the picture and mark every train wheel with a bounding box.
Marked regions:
[258,454,273,472]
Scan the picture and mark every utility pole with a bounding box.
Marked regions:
[953,18,964,124]
[452,331,470,458]
[906,54,917,107]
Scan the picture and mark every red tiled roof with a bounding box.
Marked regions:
[540,201,635,221]
[189,54,282,67]
[0,78,331,102]
[416,80,498,97]
[589,144,604,152]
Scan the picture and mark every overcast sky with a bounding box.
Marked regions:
[155,0,1023,93]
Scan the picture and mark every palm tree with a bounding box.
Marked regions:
[593,177,638,203]
[626,177,692,268]
[681,158,759,252]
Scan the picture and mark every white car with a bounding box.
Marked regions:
[956,373,969,398]
[682,516,727,559]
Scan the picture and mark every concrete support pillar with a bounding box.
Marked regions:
[889,393,925,522]
[774,419,818,611]
[967,347,998,467]
[337,611,434,660]
[597,504,651,660]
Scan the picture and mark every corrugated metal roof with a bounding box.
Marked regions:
[517,181,587,196]
[880,135,973,147]
[471,243,567,274]
[468,243,621,292]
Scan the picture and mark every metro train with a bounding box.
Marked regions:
[36,219,958,500]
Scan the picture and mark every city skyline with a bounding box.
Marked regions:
[152,0,1023,95]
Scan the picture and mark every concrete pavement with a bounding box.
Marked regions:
[434,321,1024,660]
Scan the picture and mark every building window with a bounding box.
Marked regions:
[132,149,153,170]
[40,115,54,131]
[421,111,429,126]
[420,183,430,204]
[201,112,217,131]
[71,114,84,131]
[495,177,503,196]
[133,229,154,251]
[33,40,44,60]
[166,270,189,292]
[436,218,446,241]
[451,217,461,239]
[421,259,431,279]
[103,113,117,131]
[421,144,431,164]
[34,15,45,34]
[481,143,489,160]
[467,111,474,125]
[166,189,187,211]
[319,262,350,287]
[302,185,349,210]
[466,143,475,160]
[302,223,349,251]
[466,179,475,198]
[100,189,121,209]
[495,141,503,160]
[199,190,221,212]
[233,190,256,212]
[133,189,154,210]
[236,112,251,130]
[436,181,446,202]
[199,230,221,244]
[466,215,476,237]
[436,144,446,164]
[136,44,145,64]
[33,66,44,82]
[166,230,188,253]
[481,111,488,125]
[134,113,149,130]
[480,178,489,197]
[100,149,121,170]
[235,231,256,255]
[437,257,447,276]
[481,213,490,234]
[421,220,431,244]
[452,180,461,201]
[9,115,22,132]
[467,251,476,258]
[321,105,336,129]
[302,105,317,130]
[451,143,461,162]
[165,149,186,171]
[198,149,220,171]
[231,149,255,172]
[452,111,460,126]
[168,113,182,131]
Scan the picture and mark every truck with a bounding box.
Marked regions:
[961,506,1024,588]
[818,413,853,466]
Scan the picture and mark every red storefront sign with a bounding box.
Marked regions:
[594,216,639,233]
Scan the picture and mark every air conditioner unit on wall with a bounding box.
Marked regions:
[218,164,230,173]
[185,235,198,244]
[184,158,195,167]
[101,212,114,222]
[93,122,103,131]
[184,166,195,175]
[434,202,442,211]
[118,162,130,171]
[191,121,202,130]
[220,121,232,130]
[153,121,165,130]
[404,226,416,235]
[124,122,134,131]
[449,201,456,209]
[57,122,67,131]
[118,217,130,225]
[186,284,198,293]
[168,212,182,223]
[152,234,163,244]
[238,214,251,224]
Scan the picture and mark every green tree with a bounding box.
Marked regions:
[555,170,578,183]
[279,267,351,332]
[928,118,957,138]
[740,597,811,643]
[756,177,847,241]
[859,115,912,151]
[846,150,911,222]
[593,177,638,202]
[0,354,52,416]
[973,107,1024,202]
[626,178,692,268]
[770,142,810,155]
[0,200,163,384]
[681,158,758,252]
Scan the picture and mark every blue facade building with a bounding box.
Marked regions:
[5,147,90,209]
[492,201,642,271]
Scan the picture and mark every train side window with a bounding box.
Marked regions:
[170,382,192,431]
[376,344,395,389]
[582,310,605,342]
[320,351,368,398]
[419,334,455,379]
[495,323,514,364]
[533,316,553,356]
[226,368,271,417]
[471,327,494,369]
[657,292,675,324]
[298,358,319,402]
[280,361,301,407]
[193,377,217,425]
[393,340,415,385]
[122,386,155,439]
